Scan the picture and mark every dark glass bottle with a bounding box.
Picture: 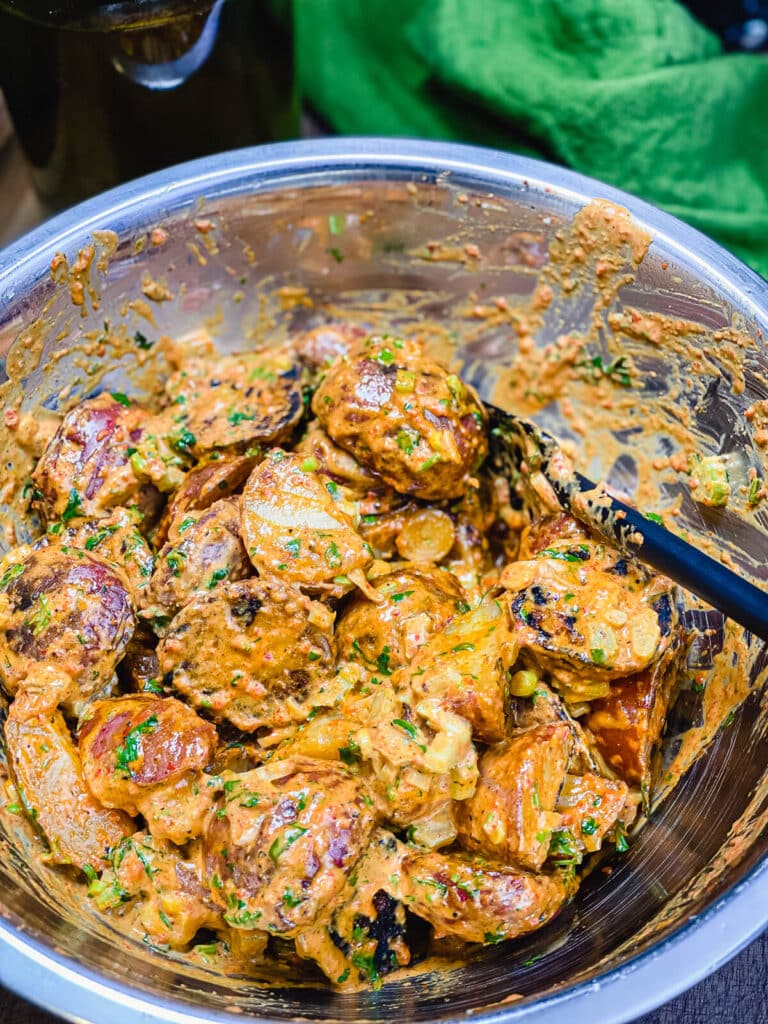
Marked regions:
[0,1,298,210]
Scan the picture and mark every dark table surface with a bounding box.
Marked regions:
[2,94,768,1024]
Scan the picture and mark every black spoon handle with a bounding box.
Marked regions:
[485,403,768,643]
[564,470,768,644]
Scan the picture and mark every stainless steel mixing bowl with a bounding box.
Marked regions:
[1,138,767,1024]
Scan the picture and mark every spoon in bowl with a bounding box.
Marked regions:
[484,402,768,644]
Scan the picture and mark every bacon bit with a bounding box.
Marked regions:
[464,243,480,259]
[194,218,215,234]
[150,228,169,246]
[495,296,509,311]
[4,409,19,429]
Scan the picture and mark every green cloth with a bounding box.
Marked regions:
[297,0,768,279]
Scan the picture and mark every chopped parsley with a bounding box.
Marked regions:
[0,563,24,590]
[114,714,159,777]
[61,488,83,523]
[134,331,153,350]
[206,567,230,588]
[268,827,308,863]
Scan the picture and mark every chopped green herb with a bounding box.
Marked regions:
[376,647,392,675]
[484,930,506,944]
[206,567,229,589]
[268,827,308,863]
[227,410,254,426]
[339,738,362,766]
[581,817,599,836]
[166,549,186,576]
[85,524,119,550]
[283,889,303,908]
[749,477,763,505]
[0,563,24,590]
[61,488,83,523]
[114,714,159,777]
[328,214,345,235]
[580,353,632,387]
[178,517,196,533]
[396,428,419,456]
[324,541,342,569]
[326,481,340,500]
[590,648,607,665]
[326,246,344,263]
[418,454,441,473]
[284,537,301,557]
[351,952,381,988]
[134,331,153,350]
[614,820,630,853]
[170,430,196,455]
[25,594,51,636]
[390,590,414,603]
[540,547,588,562]
[337,968,351,984]
[643,512,664,525]
[376,348,395,365]
[451,642,474,653]
[111,391,131,407]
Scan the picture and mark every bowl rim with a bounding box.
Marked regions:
[1,136,767,1024]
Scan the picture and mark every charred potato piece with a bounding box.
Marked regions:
[352,682,477,830]
[555,773,628,854]
[400,848,569,945]
[501,541,677,690]
[204,757,375,935]
[296,829,410,987]
[457,723,573,871]
[240,450,371,595]
[293,322,366,371]
[43,508,155,603]
[312,337,487,500]
[31,392,157,523]
[117,622,161,695]
[586,638,684,787]
[145,498,251,625]
[400,597,518,743]
[0,546,135,714]
[163,352,304,455]
[79,694,217,843]
[90,832,222,949]
[5,669,133,868]
[154,452,258,546]
[518,512,591,560]
[337,566,462,673]
[157,578,336,732]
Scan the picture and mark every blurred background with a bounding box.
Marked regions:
[2,0,768,273]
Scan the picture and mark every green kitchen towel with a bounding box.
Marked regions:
[297,0,768,279]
